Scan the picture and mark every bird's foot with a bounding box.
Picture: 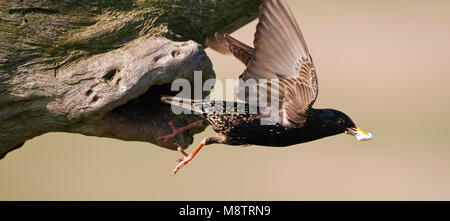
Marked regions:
[173,146,194,175]
[172,139,207,175]
[157,120,203,142]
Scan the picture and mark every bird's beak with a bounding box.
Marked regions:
[346,127,373,141]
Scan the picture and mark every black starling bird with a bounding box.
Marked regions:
[158,0,372,174]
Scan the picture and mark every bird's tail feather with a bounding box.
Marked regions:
[161,96,205,115]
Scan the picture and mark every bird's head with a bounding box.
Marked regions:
[315,108,373,141]
[332,110,373,141]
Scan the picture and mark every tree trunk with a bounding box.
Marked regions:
[0,0,262,158]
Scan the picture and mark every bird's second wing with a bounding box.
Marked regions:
[240,0,312,81]
[206,33,255,66]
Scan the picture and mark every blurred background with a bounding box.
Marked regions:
[1,0,450,200]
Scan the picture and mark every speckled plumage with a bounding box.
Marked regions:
[223,109,356,147]
[162,97,356,147]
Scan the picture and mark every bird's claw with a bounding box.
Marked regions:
[156,133,177,142]
[171,138,207,175]
[157,120,203,142]
[173,154,193,175]
[156,121,179,142]
[173,146,192,174]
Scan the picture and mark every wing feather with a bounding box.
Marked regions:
[237,0,318,127]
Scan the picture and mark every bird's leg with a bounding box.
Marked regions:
[172,136,226,175]
[157,120,204,142]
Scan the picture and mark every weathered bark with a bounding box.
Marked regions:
[0,0,262,158]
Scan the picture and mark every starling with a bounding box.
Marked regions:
[158,0,373,174]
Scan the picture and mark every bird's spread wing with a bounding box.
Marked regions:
[238,0,318,127]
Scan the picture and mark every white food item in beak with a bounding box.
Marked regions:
[355,130,373,141]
